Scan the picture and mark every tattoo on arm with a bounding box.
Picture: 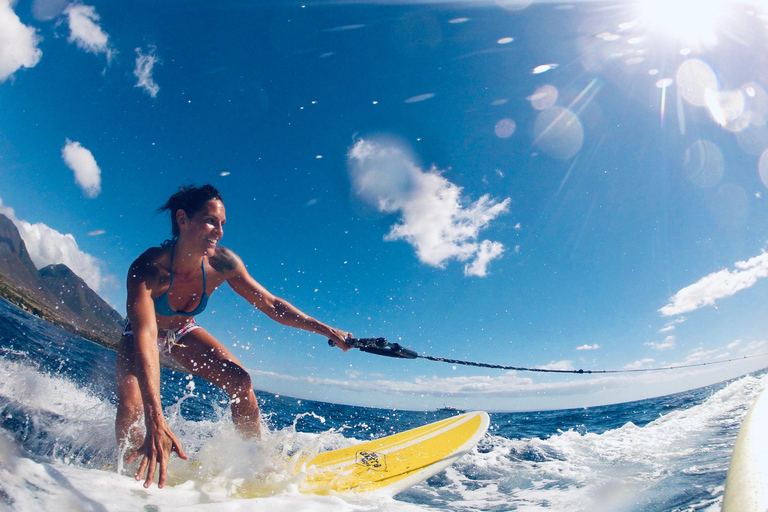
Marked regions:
[210,247,239,272]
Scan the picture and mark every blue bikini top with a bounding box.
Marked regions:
[153,245,208,317]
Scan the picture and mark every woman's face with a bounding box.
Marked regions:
[179,199,226,256]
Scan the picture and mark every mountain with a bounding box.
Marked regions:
[0,213,123,349]
[39,264,123,341]
[0,214,54,302]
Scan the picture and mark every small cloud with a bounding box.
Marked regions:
[624,358,655,370]
[658,317,685,333]
[645,335,676,350]
[87,229,105,236]
[464,240,504,277]
[134,45,160,97]
[538,360,575,371]
[322,24,366,32]
[62,139,101,198]
[727,340,741,350]
[347,137,511,277]
[404,93,435,103]
[0,2,43,82]
[739,339,767,353]
[576,344,600,351]
[681,347,719,365]
[660,252,768,316]
[64,3,114,61]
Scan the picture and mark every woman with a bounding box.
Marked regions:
[115,184,351,489]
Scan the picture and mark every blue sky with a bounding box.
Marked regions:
[3,0,768,411]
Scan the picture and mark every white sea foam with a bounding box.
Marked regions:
[0,357,428,510]
[398,371,768,511]
[0,355,766,511]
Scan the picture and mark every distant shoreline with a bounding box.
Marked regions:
[0,275,119,352]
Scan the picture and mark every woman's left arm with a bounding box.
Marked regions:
[214,247,352,350]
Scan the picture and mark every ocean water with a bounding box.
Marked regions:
[0,297,764,512]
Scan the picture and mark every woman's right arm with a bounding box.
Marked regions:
[125,255,188,488]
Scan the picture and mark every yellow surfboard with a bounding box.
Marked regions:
[293,411,490,495]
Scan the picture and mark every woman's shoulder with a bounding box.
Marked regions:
[129,246,170,278]
[209,245,242,273]
[135,245,169,263]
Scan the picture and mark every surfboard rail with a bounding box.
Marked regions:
[722,387,768,512]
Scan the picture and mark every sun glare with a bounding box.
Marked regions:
[638,0,727,47]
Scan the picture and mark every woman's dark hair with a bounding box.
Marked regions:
[157,184,222,243]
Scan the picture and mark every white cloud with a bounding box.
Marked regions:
[0,198,109,292]
[134,45,159,98]
[576,344,600,351]
[404,93,435,103]
[740,339,767,353]
[62,139,101,198]
[0,2,43,82]
[64,3,114,61]
[347,137,511,277]
[645,335,676,350]
[660,252,768,316]
[252,369,537,397]
[658,317,685,333]
[464,240,505,277]
[624,358,654,370]
[538,360,575,371]
[322,24,367,32]
[680,348,720,365]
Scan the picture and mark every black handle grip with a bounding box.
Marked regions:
[361,343,418,359]
[327,337,389,349]
[328,337,418,359]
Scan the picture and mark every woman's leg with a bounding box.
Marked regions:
[115,335,145,454]
[169,328,261,438]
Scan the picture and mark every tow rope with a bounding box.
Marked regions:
[329,337,768,374]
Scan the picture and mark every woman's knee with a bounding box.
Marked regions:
[219,362,253,395]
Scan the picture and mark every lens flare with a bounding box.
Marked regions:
[637,0,727,47]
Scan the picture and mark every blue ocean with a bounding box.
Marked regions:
[0,297,764,512]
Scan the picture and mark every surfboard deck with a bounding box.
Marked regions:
[722,386,768,512]
[293,410,490,496]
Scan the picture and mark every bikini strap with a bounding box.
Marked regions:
[201,256,206,290]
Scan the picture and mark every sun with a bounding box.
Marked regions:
[637,0,728,48]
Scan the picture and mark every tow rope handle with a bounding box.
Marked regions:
[328,337,418,359]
